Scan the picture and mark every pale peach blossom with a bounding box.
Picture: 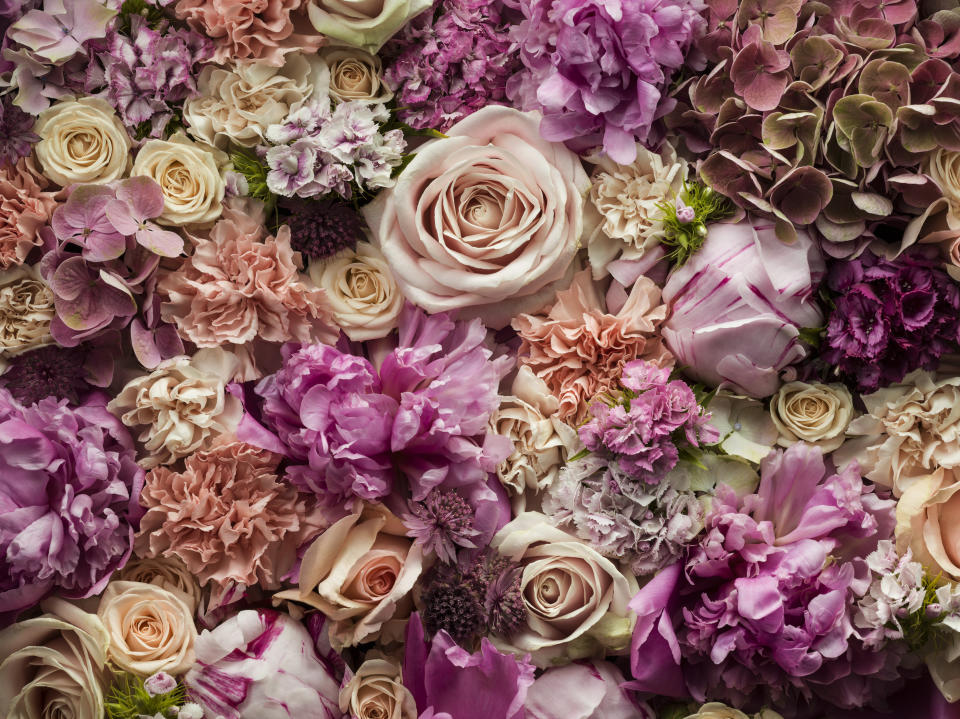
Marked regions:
[0,158,57,270]
[512,269,673,424]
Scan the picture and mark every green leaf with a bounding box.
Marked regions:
[798,326,823,348]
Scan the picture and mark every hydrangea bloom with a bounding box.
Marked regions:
[506,0,706,163]
[0,389,144,625]
[824,246,960,391]
[383,0,520,131]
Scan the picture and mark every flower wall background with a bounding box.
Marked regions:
[4,0,960,718]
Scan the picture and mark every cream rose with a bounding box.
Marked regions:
[132,132,227,227]
[490,512,638,667]
[339,660,417,719]
[184,56,316,149]
[307,0,432,52]
[769,381,853,452]
[489,366,580,505]
[97,580,197,677]
[0,265,55,355]
[275,505,423,649]
[34,97,132,187]
[928,150,960,229]
[106,348,243,469]
[116,556,203,613]
[309,241,403,341]
[0,598,109,719]
[895,467,960,581]
[320,47,394,104]
[364,106,589,329]
[683,704,783,719]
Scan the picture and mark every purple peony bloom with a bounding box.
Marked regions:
[383,0,521,131]
[506,0,706,163]
[823,246,960,392]
[0,389,144,626]
[403,612,535,719]
[627,443,905,717]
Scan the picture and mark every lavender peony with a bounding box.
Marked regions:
[662,217,825,398]
[184,610,343,719]
[0,389,144,625]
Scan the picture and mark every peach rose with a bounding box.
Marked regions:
[490,512,638,667]
[97,580,197,677]
[0,159,57,270]
[116,556,203,613]
[307,0,432,52]
[320,46,394,104]
[275,505,423,649]
[34,97,132,187]
[895,468,960,581]
[364,106,590,328]
[339,659,417,719]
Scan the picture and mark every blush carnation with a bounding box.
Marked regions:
[135,441,327,590]
[0,158,57,270]
[0,390,144,625]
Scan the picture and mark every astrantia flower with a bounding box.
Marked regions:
[383,0,521,131]
[0,93,38,164]
[506,0,706,164]
[0,390,144,625]
[403,489,481,564]
[824,246,960,391]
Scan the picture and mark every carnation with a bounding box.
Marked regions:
[0,390,144,624]
[823,246,960,392]
[382,0,521,131]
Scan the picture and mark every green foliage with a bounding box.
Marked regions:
[657,180,735,266]
[105,673,185,719]
[901,572,954,652]
[117,0,167,34]
[231,149,278,215]
[798,326,823,349]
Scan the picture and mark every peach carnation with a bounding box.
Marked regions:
[0,159,57,269]
[512,269,673,424]
[158,201,338,380]
[135,442,327,590]
[175,0,323,67]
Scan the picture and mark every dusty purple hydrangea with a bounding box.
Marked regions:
[823,246,960,392]
[506,0,706,163]
[0,389,144,626]
[382,0,521,131]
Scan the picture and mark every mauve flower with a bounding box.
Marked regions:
[0,390,144,625]
[184,609,343,719]
[105,176,185,258]
[513,269,673,424]
[136,441,327,591]
[51,185,126,262]
[662,217,825,398]
[0,94,38,164]
[403,612,535,719]
[506,0,706,164]
[0,157,57,270]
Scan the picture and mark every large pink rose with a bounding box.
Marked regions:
[363,106,590,328]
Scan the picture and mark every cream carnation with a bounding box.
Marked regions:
[309,240,403,341]
[769,381,854,453]
[0,264,55,356]
[132,132,227,227]
[107,348,243,469]
[34,97,132,187]
[97,581,197,677]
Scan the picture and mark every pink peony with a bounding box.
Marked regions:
[0,158,57,270]
[512,269,673,424]
[135,441,327,590]
[175,0,323,67]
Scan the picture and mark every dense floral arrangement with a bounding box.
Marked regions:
[7,0,960,718]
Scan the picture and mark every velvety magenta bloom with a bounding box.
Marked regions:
[823,246,960,392]
[0,389,144,626]
[506,0,706,163]
[403,613,535,719]
[662,217,825,398]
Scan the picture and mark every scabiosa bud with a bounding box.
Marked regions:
[421,577,487,646]
[281,198,365,261]
[1,345,91,405]
[403,489,481,563]
[143,671,178,697]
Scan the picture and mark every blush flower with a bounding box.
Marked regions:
[0,158,57,270]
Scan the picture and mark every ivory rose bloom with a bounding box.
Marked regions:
[132,132,227,227]
[34,97,132,187]
[0,159,57,269]
[0,264,55,356]
[896,468,960,581]
[928,150,960,229]
[184,56,317,149]
[490,512,638,667]
[364,106,589,328]
[275,505,424,649]
[489,366,579,504]
[682,704,784,719]
[339,659,417,719]
[320,46,394,104]
[97,580,197,677]
[0,599,109,719]
[107,348,243,468]
[769,381,854,453]
[309,240,403,341]
[116,556,203,613]
[307,0,432,52]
